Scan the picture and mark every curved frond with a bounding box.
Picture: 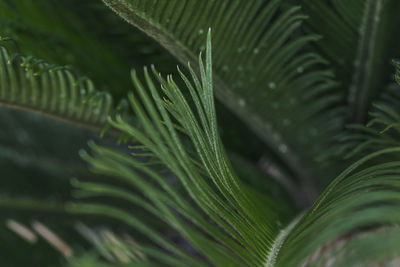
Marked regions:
[0,42,113,128]
[79,33,294,266]
[102,0,343,184]
[273,62,400,266]
[276,147,400,266]
[0,0,178,98]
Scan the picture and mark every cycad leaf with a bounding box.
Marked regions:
[79,32,294,266]
[276,147,400,266]
[273,62,400,265]
[302,0,400,123]
[335,62,400,159]
[102,0,342,183]
[0,0,179,98]
[0,42,112,128]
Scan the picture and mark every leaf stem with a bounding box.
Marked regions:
[265,211,305,267]
[102,0,319,194]
[0,104,120,136]
[348,0,383,123]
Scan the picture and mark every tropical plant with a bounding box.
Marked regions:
[1,0,400,266]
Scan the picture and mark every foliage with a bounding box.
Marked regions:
[1,0,400,266]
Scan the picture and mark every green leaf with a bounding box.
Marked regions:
[334,63,400,159]
[0,43,113,128]
[0,0,178,99]
[276,147,400,266]
[301,0,400,123]
[80,32,294,266]
[102,0,342,184]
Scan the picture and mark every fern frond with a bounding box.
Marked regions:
[0,43,113,128]
[102,0,343,184]
[79,32,294,266]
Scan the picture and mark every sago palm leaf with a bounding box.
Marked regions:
[1,1,400,266]
[275,147,400,266]
[301,0,400,123]
[0,41,113,128]
[275,62,400,266]
[102,0,344,185]
[69,35,400,267]
[0,0,270,172]
[78,32,294,266]
[0,0,177,98]
[334,61,400,159]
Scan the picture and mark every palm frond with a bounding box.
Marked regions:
[0,0,178,98]
[79,32,294,266]
[301,0,400,123]
[276,147,400,266]
[102,0,343,184]
[0,41,113,128]
[2,2,400,266]
[300,0,363,77]
[335,62,400,159]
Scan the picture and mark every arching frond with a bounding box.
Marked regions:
[0,42,112,128]
[102,0,344,184]
[79,32,294,266]
[275,147,400,266]
[2,2,400,266]
[0,0,178,98]
[272,62,400,265]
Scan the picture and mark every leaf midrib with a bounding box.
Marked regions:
[102,0,317,190]
[0,101,105,131]
[265,212,305,267]
[348,0,384,123]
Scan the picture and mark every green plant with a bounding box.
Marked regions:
[1,0,400,266]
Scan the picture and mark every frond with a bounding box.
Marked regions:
[0,0,183,102]
[276,147,400,266]
[102,0,344,184]
[334,62,400,159]
[395,59,400,84]
[79,32,294,266]
[2,2,400,266]
[301,0,400,123]
[0,41,113,128]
